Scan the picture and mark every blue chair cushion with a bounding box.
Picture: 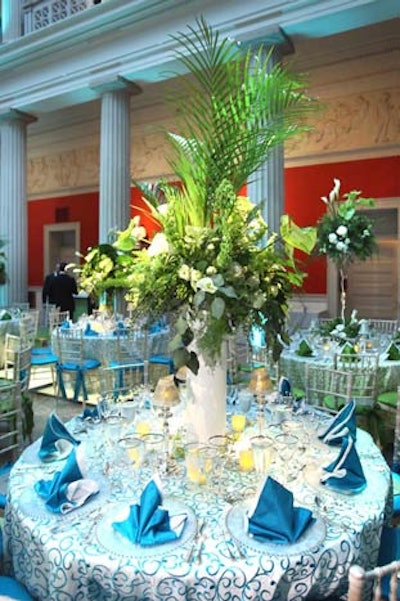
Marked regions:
[0,576,34,600]
[377,526,400,600]
[31,347,52,356]
[59,359,100,371]
[31,353,58,366]
[149,355,174,372]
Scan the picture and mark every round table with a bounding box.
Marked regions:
[3,413,391,601]
[279,349,400,395]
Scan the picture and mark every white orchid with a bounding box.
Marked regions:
[147,232,171,257]
[196,277,218,294]
[328,233,337,244]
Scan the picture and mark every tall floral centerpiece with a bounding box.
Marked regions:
[316,179,376,322]
[80,19,317,440]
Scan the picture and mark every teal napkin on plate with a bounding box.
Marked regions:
[318,400,357,445]
[247,476,315,544]
[39,413,80,461]
[321,436,366,494]
[295,339,313,357]
[34,447,99,513]
[385,342,400,361]
[84,323,99,337]
[112,478,187,546]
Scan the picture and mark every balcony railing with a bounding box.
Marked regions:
[23,0,98,35]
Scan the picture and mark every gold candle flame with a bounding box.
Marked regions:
[248,367,273,394]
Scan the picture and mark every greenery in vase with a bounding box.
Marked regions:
[316,178,376,268]
[79,18,318,373]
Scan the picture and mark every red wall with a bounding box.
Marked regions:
[28,156,400,292]
[285,155,400,294]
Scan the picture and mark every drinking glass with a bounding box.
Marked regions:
[184,443,216,487]
[250,435,273,476]
[141,432,165,472]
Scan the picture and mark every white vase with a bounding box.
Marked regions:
[185,343,227,443]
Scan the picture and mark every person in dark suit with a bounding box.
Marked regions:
[42,261,78,320]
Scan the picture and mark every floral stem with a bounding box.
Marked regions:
[339,267,347,322]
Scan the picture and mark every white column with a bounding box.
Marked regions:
[94,78,141,243]
[246,46,286,237]
[0,110,36,306]
[1,0,22,42]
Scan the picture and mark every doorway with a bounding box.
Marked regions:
[43,222,80,276]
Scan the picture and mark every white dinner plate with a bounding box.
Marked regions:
[226,501,326,556]
[95,497,197,559]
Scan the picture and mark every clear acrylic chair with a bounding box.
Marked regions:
[49,309,70,331]
[368,319,399,336]
[333,352,379,410]
[348,559,400,601]
[305,364,354,413]
[0,382,23,464]
[53,328,101,405]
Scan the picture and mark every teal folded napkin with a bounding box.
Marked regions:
[39,413,80,461]
[0,310,12,321]
[321,436,366,493]
[60,320,70,329]
[112,478,187,546]
[247,477,315,544]
[34,447,99,514]
[318,400,357,446]
[84,323,99,337]
[295,339,313,357]
[385,342,400,361]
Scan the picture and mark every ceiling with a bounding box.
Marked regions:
[11,0,398,147]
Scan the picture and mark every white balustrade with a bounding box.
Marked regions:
[23,0,97,34]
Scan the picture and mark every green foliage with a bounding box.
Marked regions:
[316,179,376,269]
[78,19,318,372]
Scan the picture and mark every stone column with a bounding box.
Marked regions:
[0,110,36,306]
[1,0,22,42]
[92,77,141,243]
[246,44,290,237]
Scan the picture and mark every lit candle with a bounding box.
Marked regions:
[231,414,246,433]
[136,421,151,437]
[239,449,254,471]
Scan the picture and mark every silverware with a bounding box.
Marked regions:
[185,518,205,563]
[221,529,237,560]
[195,523,207,565]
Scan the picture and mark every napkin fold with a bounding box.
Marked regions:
[317,400,357,446]
[247,477,315,544]
[339,342,357,358]
[84,323,99,337]
[385,342,400,361]
[34,447,99,513]
[321,436,366,493]
[278,376,291,398]
[112,477,187,546]
[82,406,100,421]
[60,320,70,330]
[39,412,80,461]
[295,339,313,357]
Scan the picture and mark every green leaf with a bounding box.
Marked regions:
[194,290,205,307]
[211,296,225,319]
[220,285,237,298]
[280,215,317,254]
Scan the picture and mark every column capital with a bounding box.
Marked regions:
[0,108,37,125]
[89,75,142,97]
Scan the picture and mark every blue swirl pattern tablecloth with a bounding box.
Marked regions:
[3,419,391,601]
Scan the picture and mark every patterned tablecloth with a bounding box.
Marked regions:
[280,350,400,395]
[3,413,391,601]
